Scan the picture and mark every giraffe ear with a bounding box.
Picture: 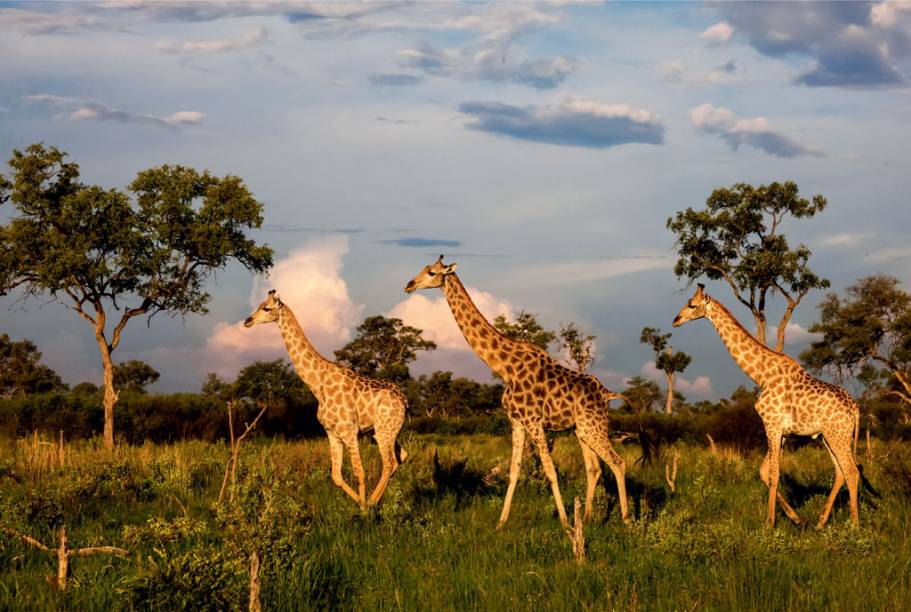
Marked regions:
[443,262,458,274]
[695,283,705,298]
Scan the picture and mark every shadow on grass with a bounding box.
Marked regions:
[411,449,502,510]
[779,463,881,516]
[601,471,668,522]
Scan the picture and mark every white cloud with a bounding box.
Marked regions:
[0,7,108,35]
[205,236,363,378]
[25,94,204,129]
[817,232,876,248]
[513,256,670,286]
[772,323,821,347]
[690,102,820,158]
[659,60,684,82]
[871,1,911,28]
[154,27,267,53]
[387,287,513,351]
[641,361,713,398]
[700,21,734,44]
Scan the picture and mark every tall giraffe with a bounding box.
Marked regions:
[673,284,860,528]
[244,290,408,508]
[405,256,629,529]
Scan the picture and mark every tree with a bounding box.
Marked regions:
[493,311,555,350]
[800,276,911,408]
[233,360,310,408]
[334,315,436,383]
[113,360,159,394]
[640,327,692,415]
[621,376,663,414]
[0,333,66,397]
[557,323,596,373]
[0,144,273,448]
[667,181,829,351]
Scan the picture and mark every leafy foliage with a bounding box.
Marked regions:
[0,334,66,397]
[640,327,691,413]
[493,310,556,350]
[334,315,436,382]
[557,322,596,372]
[113,360,160,394]
[666,181,829,349]
[801,275,911,407]
[404,371,503,418]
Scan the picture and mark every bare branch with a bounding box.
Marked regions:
[1,527,49,553]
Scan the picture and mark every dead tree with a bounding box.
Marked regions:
[567,497,586,564]
[665,449,680,494]
[218,400,269,504]
[1,525,128,592]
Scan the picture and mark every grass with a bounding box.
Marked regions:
[1,431,909,610]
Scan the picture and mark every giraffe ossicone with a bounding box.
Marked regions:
[674,284,861,528]
[244,290,408,509]
[405,256,630,529]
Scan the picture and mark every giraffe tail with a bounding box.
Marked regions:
[853,408,860,466]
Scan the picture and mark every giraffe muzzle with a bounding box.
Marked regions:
[243,316,255,328]
[404,281,417,293]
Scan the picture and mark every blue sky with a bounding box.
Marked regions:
[1,1,910,399]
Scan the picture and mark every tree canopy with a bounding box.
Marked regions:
[801,275,911,407]
[0,143,273,448]
[0,333,67,397]
[334,315,436,383]
[493,311,556,351]
[557,322,596,373]
[666,181,829,350]
[113,360,160,394]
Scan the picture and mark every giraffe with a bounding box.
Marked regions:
[405,256,629,529]
[244,290,408,509]
[673,284,860,528]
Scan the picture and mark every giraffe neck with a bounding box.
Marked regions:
[442,274,519,376]
[704,299,791,387]
[276,305,329,392]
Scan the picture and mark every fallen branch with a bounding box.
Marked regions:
[1,525,128,592]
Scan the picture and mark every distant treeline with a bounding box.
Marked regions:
[2,386,908,449]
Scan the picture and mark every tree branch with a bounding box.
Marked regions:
[1,527,49,552]
[110,298,151,351]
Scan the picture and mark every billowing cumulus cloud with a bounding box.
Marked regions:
[690,102,820,158]
[25,94,203,129]
[459,97,665,149]
[205,236,364,378]
[720,2,910,88]
[154,27,267,53]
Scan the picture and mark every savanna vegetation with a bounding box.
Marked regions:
[3,146,911,609]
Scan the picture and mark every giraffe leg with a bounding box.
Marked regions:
[584,434,630,523]
[327,432,360,504]
[368,428,399,506]
[496,422,526,529]
[759,453,803,525]
[820,432,860,528]
[342,433,367,510]
[764,431,784,528]
[816,441,845,530]
[528,425,570,530]
[577,437,602,521]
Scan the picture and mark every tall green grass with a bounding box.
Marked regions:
[0,433,909,610]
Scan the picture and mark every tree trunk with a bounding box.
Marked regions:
[98,342,118,450]
[249,550,261,612]
[665,373,674,415]
[754,314,768,347]
[775,301,797,352]
[57,526,68,592]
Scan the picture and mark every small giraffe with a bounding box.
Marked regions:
[245,290,408,508]
[405,256,629,529]
[673,284,860,528]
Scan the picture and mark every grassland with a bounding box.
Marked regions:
[1,431,909,611]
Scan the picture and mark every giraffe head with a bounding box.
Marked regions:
[404,255,458,293]
[673,284,710,327]
[244,290,283,327]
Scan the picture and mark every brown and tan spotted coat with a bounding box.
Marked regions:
[406,256,629,529]
[245,291,407,509]
[674,284,860,528]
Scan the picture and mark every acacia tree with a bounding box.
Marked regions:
[801,276,911,407]
[0,144,273,449]
[334,315,436,383]
[640,327,691,415]
[667,181,829,350]
[0,333,66,397]
[493,310,556,350]
[557,322,596,373]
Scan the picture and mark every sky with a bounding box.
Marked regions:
[1,1,910,400]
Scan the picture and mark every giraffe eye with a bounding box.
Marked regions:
[263,307,272,312]
[428,271,436,277]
